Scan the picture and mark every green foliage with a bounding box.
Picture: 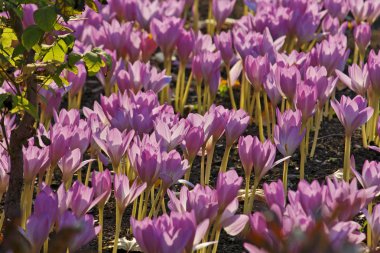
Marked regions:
[21,25,44,50]
[0,0,108,120]
[34,6,57,32]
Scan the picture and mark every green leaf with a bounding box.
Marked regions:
[42,36,73,62]
[22,25,44,50]
[83,51,105,76]
[11,95,38,120]
[34,6,57,32]
[85,0,98,12]
[12,44,25,58]
[68,52,82,66]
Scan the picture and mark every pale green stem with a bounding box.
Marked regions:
[368,201,373,249]
[98,205,104,253]
[112,207,122,253]
[243,174,251,214]
[205,140,216,185]
[283,159,290,195]
[343,134,352,182]
[84,159,93,186]
[226,65,237,110]
[219,144,232,173]
[255,91,265,142]
[310,108,322,158]
[180,72,193,114]
[201,145,206,185]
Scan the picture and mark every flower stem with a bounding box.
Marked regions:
[205,140,216,185]
[220,144,232,173]
[193,0,200,31]
[362,125,368,148]
[148,184,163,218]
[247,177,259,214]
[84,159,93,186]
[112,207,122,253]
[300,136,306,180]
[201,145,206,185]
[197,80,203,114]
[255,91,265,142]
[98,205,104,253]
[283,159,289,195]
[343,134,352,182]
[310,108,322,158]
[184,159,194,181]
[175,63,184,112]
[243,174,251,214]
[180,72,193,114]
[368,201,373,249]
[263,94,271,139]
[226,65,237,110]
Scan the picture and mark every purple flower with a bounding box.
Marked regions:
[93,127,135,169]
[150,16,184,57]
[160,150,189,188]
[117,61,171,94]
[114,174,147,213]
[168,185,219,224]
[23,145,49,183]
[336,64,370,96]
[368,49,380,95]
[214,31,235,66]
[67,181,107,217]
[274,109,305,157]
[91,169,112,207]
[135,0,161,30]
[330,95,374,136]
[351,157,380,192]
[245,54,270,91]
[58,148,92,184]
[354,22,372,53]
[212,0,237,29]
[182,126,205,161]
[0,151,9,195]
[295,82,318,122]
[275,65,301,104]
[305,66,337,107]
[131,211,209,253]
[26,214,51,252]
[225,109,250,146]
[129,135,162,187]
[263,180,286,212]
[324,0,350,20]
[176,28,196,64]
[263,69,282,107]
[216,170,243,210]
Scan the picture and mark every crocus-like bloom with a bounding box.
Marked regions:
[135,0,160,30]
[353,22,372,53]
[245,54,270,91]
[150,16,184,57]
[128,90,161,134]
[26,214,51,252]
[93,127,135,169]
[182,126,205,161]
[264,69,282,107]
[225,109,250,147]
[214,31,235,66]
[131,211,209,253]
[351,157,380,192]
[368,49,380,95]
[203,105,229,141]
[263,180,286,212]
[212,0,237,29]
[58,148,92,184]
[274,109,306,157]
[168,185,219,224]
[275,65,301,103]
[160,150,189,188]
[128,135,162,187]
[305,66,336,107]
[295,82,318,122]
[216,170,243,210]
[67,181,106,217]
[54,108,80,126]
[91,169,112,207]
[238,136,276,181]
[311,34,350,75]
[176,28,195,64]
[114,174,147,213]
[66,63,87,96]
[117,61,171,94]
[336,63,370,96]
[197,51,222,98]
[154,119,189,151]
[330,95,374,136]
[58,211,100,251]
[23,145,49,183]
[324,0,350,20]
